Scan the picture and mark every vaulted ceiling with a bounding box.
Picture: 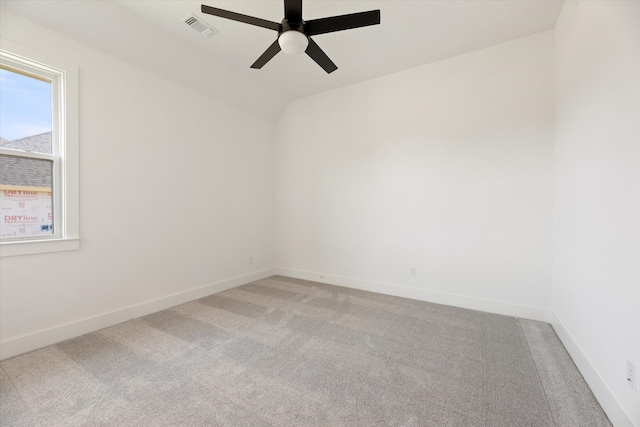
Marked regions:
[1,1,564,121]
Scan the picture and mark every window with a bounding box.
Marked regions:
[0,40,79,257]
[1,62,57,239]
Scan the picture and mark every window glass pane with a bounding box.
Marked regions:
[0,155,53,238]
[0,67,52,154]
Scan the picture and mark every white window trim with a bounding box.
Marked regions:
[0,39,79,257]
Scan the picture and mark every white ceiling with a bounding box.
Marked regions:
[1,0,564,120]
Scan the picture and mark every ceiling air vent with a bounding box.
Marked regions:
[182,13,218,38]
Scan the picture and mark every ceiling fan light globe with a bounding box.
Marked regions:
[278,30,308,55]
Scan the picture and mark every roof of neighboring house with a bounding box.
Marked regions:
[1,132,52,154]
[0,132,52,188]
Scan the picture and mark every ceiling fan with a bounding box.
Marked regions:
[201,0,381,74]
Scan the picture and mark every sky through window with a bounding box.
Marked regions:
[0,68,52,141]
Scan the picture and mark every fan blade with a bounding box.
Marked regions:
[201,5,280,31]
[306,10,380,36]
[250,40,282,69]
[284,0,302,22]
[305,38,337,74]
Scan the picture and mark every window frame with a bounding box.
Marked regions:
[0,39,79,257]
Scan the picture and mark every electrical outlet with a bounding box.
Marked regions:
[627,360,636,391]
[409,265,417,277]
[248,256,253,265]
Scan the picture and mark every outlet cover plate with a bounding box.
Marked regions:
[627,360,636,391]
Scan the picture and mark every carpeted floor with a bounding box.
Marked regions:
[1,276,611,426]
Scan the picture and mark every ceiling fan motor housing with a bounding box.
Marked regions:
[280,19,305,34]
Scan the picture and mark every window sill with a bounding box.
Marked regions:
[0,237,80,257]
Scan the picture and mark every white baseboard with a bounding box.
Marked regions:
[0,268,275,360]
[275,267,553,323]
[551,313,635,427]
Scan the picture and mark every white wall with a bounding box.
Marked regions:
[0,11,276,359]
[553,1,640,426]
[276,32,554,320]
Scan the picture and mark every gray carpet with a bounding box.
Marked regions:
[0,276,611,426]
